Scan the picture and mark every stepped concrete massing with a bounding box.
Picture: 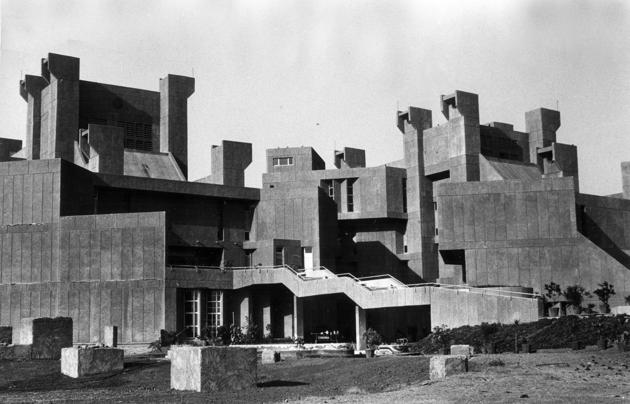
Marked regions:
[0,53,628,347]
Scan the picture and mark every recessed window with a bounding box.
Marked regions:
[272,157,294,167]
[347,181,354,212]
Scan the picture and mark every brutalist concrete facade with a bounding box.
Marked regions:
[0,52,626,345]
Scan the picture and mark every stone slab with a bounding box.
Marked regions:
[0,345,32,361]
[61,347,124,378]
[430,355,468,380]
[450,344,474,357]
[104,326,118,347]
[0,326,11,344]
[170,346,257,392]
[261,350,280,364]
[19,317,73,360]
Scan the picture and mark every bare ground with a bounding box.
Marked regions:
[0,349,629,403]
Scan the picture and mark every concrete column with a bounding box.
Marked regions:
[19,74,48,160]
[164,288,178,332]
[355,305,366,351]
[159,74,195,178]
[239,291,251,331]
[293,295,304,339]
[261,293,271,338]
[39,53,80,162]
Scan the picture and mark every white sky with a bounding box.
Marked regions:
[1,0,629,195]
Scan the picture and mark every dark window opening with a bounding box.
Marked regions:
[402,178,407,213]
[440,249,466,283]
[168,246,223,266]
[117,121,153,151]
[347,181,354,212]
[274,247,284,266]
[272,156,294,166]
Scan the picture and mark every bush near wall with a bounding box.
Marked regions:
[412,315,630,354]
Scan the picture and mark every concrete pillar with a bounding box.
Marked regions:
[39,53,80,162]
[261,294,271,338]
[19,74,48,160]
[355,305,366,351]
[525,107,560,164]
[164,288,177,332]
[159,74,195,178]
[293,295,304,339]
[239,291,252,331]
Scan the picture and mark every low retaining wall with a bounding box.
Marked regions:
[61,347,124,378]
[170,346,257,392]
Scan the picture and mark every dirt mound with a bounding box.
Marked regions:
[412,315,630,353]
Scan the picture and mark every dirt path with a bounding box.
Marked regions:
[295,350,630,403]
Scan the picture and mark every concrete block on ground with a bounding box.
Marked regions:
[170,346,257,392]
[61,347,124,378]
[430,355,468,380]
[0,326,11,344]
[611,306,630,315]
[103,326,118,347]
[19,317,73,360]
[450,344,474,357]
[0,345,32,361]
[261,350,280,364]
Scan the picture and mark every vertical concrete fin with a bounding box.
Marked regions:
[159,74,195,179]
[526,107,561,163]
[39,53,80,162]
[19,75,49,160]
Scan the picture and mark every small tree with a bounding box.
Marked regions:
[593,282,616,313]
[480,322,498,343]
[563,285,590,313]
[544,282,562,300]
[625,295,630,306]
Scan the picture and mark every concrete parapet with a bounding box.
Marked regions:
[61,347,124,378]
[261,350,280,364]
[18,317,73,360]
[170,346,257,392]
[450,344,474,357]
[104,326,118,347]
[0,326,11,344]
[429,355,468,380]
[0,345,32,361]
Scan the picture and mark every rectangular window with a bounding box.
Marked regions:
[402,178,407,213]
[206,290,223,338]
[183,290,201,338]
[274,247,284,266]
[328,184,334,198]
[272,157,294,166]
[433,201,438,211]
[347,181,354,212]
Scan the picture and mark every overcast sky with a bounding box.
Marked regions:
[1,0,629,195]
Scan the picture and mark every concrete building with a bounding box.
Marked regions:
[0,53,626,347]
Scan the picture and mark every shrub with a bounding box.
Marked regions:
[430,325,451,350]
[363,328,383,349]
[593,282,616,313]
[480,322,498,343]
[563,285,590,311]
[625,295,630,306]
